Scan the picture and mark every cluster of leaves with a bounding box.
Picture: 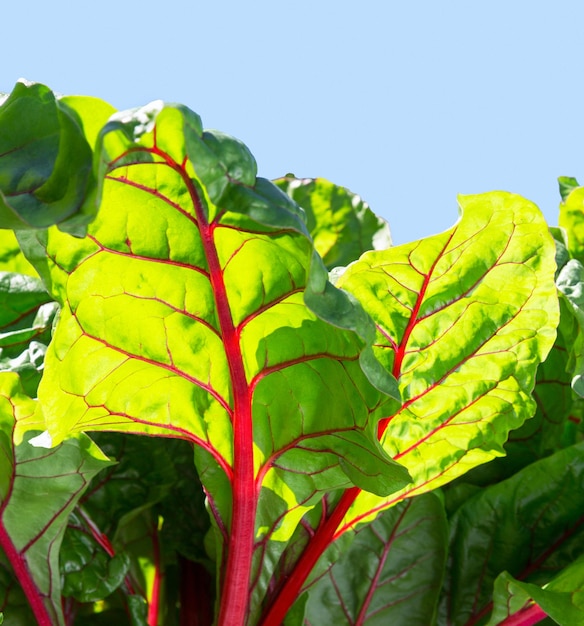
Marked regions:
[0,80,582,625]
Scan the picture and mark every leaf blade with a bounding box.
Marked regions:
[335,191,559,532]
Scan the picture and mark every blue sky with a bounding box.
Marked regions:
[3,1,583,244]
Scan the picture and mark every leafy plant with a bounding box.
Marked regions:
[0,80,582,625]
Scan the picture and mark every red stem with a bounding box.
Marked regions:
[0,523,54,626]
[77,507,137,595]
[179,558,214,626]
[259,487,360,626]
[137,141,258,625]
[147,523,162,626]
[209,224,257,626]
[498,603,548,626]
[168,152,256,625]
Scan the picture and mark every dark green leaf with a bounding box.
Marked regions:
[559,176,580,202]
[0,82,106,233]
[439,441,584,625]
[0,373,113,625]
[0,271,57,396]
[60,511,130,603]
[304,493,447,625]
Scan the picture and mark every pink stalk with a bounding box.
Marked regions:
[187,175,256,625]
[207,231,257,626]
[498,603,548,626]
[147,143,259,625]
[0,523,54,626]
[147,523,162,626]
[259,487,360,626]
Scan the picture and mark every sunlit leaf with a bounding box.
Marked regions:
[20,101,410,623]
[274,176,392,269]
[334,191,558,531]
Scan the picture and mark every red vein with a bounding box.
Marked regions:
[354,502,410,625]
[71,319,232,417]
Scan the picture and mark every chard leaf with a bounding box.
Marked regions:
[0,372,112,626]
[112,507,165,623]
[455,294,575,488]
[0,82,113,235]
[558,176,580,203]
[559,179,584,264]
[0,271,57,396]
[333,191,559,531]
[274,176,392,269]
[302,492,447,625]
[557,259,584,397]
[486,564,584,626]
[24,102,410,621]
[0,231,38,277]
[60,510,130,604]
[439,441,584,626]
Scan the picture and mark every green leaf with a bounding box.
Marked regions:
[556,259,584,397]
[0,559,35,625]
[24,101,410,622]
[60,511,130,603]
[0,271,57,397]
[79,433,186,535]
[333,191,559,531]
[456,294,576,487]
[550,226,570,277]
[559,181,584,264]
[559,176,580,203]
[303,493,447,625]
[0,82,103,234]
[0,372,113,625]
[0,231,38,277]
[439,441,584,626]
[274,176,392,269]
[487,563,584,626]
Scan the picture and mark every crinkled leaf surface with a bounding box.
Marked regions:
[455,295,575,488]
[302,492,447,625]
[79,433,183,535]
[60,510,130,604]
[26,101,410,622]
[0,372,112,626]
[72,434,207,625]
[438,441,584,626]
[333,192,558,533]
[274,176,392,270]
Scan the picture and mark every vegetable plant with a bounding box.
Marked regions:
[0,80,582,626]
